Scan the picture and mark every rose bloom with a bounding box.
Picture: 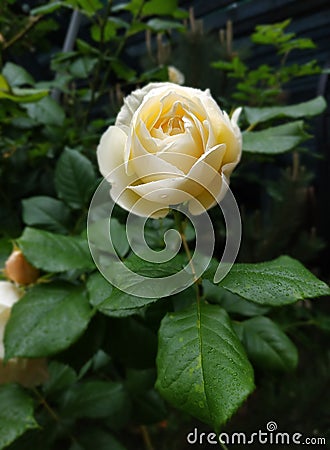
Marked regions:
[0,281,47,386]
[97,82,242,218]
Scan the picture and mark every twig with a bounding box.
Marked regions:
[3,15,42,50]
[140,425,155,450]
[173,211,202,303]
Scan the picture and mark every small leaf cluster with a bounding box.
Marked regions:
[212,19,321,106]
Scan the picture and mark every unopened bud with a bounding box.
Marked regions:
[4,249,39,285]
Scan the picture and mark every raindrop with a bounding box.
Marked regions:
[160,194,168,199]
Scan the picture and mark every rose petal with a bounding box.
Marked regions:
[97,126,128,180]
[0,281,21,313]
[113,186,169,219]
[128,177,196,205]
[188,172,226,215]
[187,143,226,182]
[116,82,179,129]
[130,129,185,182]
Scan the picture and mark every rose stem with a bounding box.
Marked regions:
[173,210,202,304]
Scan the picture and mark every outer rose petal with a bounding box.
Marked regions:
[188,172,225,215]
[0,281,22,359]
[0,281,21,313]
[97,126,128,180]
[128,144,226,205]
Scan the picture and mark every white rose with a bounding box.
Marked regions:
[97,82,242,218]
[0,281,22,360]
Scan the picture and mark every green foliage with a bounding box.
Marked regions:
[4,284,93,358]
[212,19,321,106]
[54,148,96,210]
[234,316,298,371]
[18,227,94,272]
[251,19,316,54]
[244,95,326,125]
[216,255,330,306]
[243,121,309,154]
[88,272,160,317]
[0,385,37,449]
[156,303,254,429]
[22,196,72,233]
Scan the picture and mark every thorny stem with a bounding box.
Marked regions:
[83,0,113,126]
[220,441,229,450]
[245,122,257,132]
[32,388,60,423]
[2,15,42,50]
[97,0,146,94]
[140,425,155,450]
[32,388,78,445]
[173,210,202,304]
[292,151,300,181]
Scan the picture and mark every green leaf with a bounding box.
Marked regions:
[242,121,309,154]
[22,196,71,233]
[87,272,113,306]
[217,255,330,306]
[43,361,77,396]
[91,22,116,42]
[88,218,129,257]
[4,284,93,358]
[110,218,130,257]
[70,57,98,78]
[54,148,96,209]
[147,18,185,32]
[104,254,188,299]
[0,74,11,91]
[89,262,170,315]
[30,1,64,15]
[234,316,298,371]
[142,0,177,16]
[24,96,65,125]
[112,0,143,15]
[244,96,327,125]
[111,60,136,82]
[156,303,254,428]
[2,62,34,87]
[72,427,127,450]
[64,0,103,15]
[203,280,270,317]
[87,271,157,317]
[61,380,130,420]
[18,227,94,272]
[0,87,49,103]
[78,0,103,15]
[0,384,37,450]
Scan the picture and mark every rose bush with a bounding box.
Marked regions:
[97,82,242,217]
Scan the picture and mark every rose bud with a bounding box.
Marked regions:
[4,249,39,285]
